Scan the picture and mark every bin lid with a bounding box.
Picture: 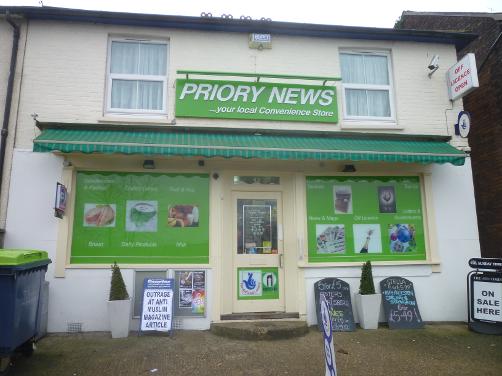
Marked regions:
[0,250,50,266]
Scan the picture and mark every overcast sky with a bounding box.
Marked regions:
[1,0,501,28]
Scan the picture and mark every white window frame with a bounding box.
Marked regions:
[340,50,396,123]
[106,37,169,115]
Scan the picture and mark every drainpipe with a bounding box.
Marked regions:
[0,12,20,245]
[1,13,20,195]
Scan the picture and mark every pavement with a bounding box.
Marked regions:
[5,324,502,376]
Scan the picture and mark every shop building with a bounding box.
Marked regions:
[0,6,480,331]
[398,11,502,259]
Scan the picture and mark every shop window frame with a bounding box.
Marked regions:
[105,36,169,116]
[339,49,397,125]
[300,172,439,268]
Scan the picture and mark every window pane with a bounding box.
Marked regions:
[340,54,365,84]
[111,79,137,109]
[367,90,391,117]
[345,89,368,116]
[138,81,163,110]
[111,41,139,74]
[364,55,389,85]
[237,199,278,255]
[233,176,280,185]
[139,43,167,75]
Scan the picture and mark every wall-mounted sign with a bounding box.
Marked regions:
[71,172,209,264]
[454,111,471,138]
[446,53,479,101]
[176,79,338,123]
[140,278,174,333]
[54,182,67,218]
[306,176,426,263]
[249,33,272,49]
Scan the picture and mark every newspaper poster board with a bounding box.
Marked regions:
[174,270,206,317]
[140,278,174,332]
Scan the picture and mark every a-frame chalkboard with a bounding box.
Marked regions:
[380,276,424,329]
[315,278,355,332]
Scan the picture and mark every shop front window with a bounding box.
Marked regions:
[306,176,426,263]
[71,171,209,264]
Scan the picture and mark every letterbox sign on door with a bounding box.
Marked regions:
[446,53,479,101]
[176,79,338,123]
[380,276,424,329]
[314,278,356,332]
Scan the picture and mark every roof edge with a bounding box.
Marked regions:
[0,6,477,49]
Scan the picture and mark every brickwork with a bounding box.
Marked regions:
[400,13,502,257]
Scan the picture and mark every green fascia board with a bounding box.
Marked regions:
[33,128,466,166]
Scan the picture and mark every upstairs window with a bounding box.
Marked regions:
[340,51,394,120]
[107,39,168,114]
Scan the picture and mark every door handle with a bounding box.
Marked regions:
[279,254,284,268]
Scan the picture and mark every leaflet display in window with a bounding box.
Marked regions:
[174,270,206,317]
[307,176,426,262]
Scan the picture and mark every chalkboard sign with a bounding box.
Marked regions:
[380,277,424,329]
[315,278,355,332]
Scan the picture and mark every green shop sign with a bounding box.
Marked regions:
[176,79,338,123]
[71,171,209,264]
[306,176,427,263]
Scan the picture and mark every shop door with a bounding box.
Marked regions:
[232,191,285,313]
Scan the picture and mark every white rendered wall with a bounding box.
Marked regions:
[14,20,466,150]
[305,158,480,325]
[4,149,212,332]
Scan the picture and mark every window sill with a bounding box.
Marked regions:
[298,259,441,272]
[341,120,403,131]
[99,114,173,126]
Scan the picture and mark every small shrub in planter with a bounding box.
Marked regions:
[109,262,129,301]
[359,261,376,295]
[108,262,131,338]
[355,261,381,329]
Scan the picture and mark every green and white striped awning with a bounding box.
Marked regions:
[33,127,466,166]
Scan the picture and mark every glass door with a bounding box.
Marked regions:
[232,191,285,313]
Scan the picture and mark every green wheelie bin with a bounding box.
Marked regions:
[0,250,51,373]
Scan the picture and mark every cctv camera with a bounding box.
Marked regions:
[428,55,439,70]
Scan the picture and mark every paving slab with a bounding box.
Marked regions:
[4,324,502,376]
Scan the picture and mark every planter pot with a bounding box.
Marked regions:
[107,299,131,338]
[355,293,381,329]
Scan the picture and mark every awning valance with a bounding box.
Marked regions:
[33,127,466,166]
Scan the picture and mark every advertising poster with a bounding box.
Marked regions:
[174,270,206,317]
[307,176,426,262]
[140,278,174,332]
[71,172,209,264]
[237,267,279,300]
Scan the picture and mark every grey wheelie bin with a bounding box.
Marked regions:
[0,250,51,373]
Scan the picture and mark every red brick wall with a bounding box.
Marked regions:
[400,14,502,257]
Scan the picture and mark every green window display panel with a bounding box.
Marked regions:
[306,176,427,263]
[237,267,279,300]
[71,171,209,264]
